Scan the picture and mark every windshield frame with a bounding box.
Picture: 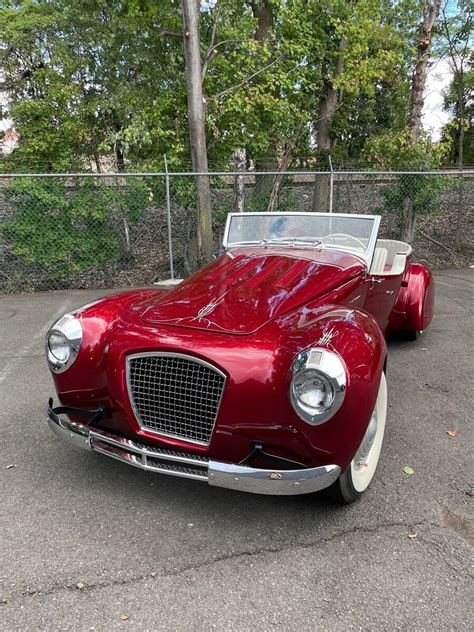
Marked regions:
[222,212,381,267]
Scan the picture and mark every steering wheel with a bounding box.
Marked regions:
[322,233,366,250]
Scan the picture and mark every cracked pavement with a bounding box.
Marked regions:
[0,269,472,631]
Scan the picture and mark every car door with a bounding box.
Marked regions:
[363,273,404,334]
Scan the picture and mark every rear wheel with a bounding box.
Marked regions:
[328,372,387,503]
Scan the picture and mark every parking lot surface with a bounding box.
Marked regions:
[0,269,472,631]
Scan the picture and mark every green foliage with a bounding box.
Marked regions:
[441,68,474,165]
[170,177,197,209]
[380,174,451,217]
[0,0,431,172]
[364,129,449,170]
[436,0,473,167]
[1,178,149,281]
[364,129,451,219]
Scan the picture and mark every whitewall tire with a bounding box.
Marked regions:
[329,372,387,503]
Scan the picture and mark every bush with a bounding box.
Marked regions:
[1,178,149,284]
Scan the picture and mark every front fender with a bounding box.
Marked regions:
[285,306,387,471]
[50,288,166,409]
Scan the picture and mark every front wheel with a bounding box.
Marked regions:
[328,372,388,503]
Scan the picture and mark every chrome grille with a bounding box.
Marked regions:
[127,353,226,445]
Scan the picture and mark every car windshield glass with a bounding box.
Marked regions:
[225,213,379,260]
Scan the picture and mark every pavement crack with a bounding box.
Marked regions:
[0,519,441,605]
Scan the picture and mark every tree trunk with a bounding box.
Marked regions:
[401,196,417,243]
[400,0,441,243]
[254,157,277,202]
[250,0,277,202]
[457,76,465,168]
[266,154,290,213]
[182,0,213,265]
[312,37,347,212]
[91,139,101,172]
[252,0,273,42]
[115,142,125,172]
[233,148,246,213]
[408,0,442,142]
[266,121,304,213]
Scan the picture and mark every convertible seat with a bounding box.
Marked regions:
[370,247,388,275]
[375,239,412,275]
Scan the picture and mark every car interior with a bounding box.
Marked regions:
[370,240,412,276]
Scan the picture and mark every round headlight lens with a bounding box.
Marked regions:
[290,347,346,425]
[48,331,71,362]
[293,370,335,411]
[46,314,82,373]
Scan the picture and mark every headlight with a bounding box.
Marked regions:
[290,347,346,425]
[46,314,82,373]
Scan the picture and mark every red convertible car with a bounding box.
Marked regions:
[46,212,434,502]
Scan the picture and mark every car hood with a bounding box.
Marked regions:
[141,248,365,335]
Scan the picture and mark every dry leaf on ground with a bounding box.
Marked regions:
[446,430,459,438]
[119,613,129,621]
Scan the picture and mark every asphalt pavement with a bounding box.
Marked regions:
[0,270,472,631]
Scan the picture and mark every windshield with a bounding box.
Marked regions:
[223,212,380,263]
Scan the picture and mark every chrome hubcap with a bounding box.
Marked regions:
[354,408,378,471]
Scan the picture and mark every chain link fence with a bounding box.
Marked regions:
[0,170,472,293]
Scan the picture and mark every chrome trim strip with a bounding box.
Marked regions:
[47,407,340,495]
[125,351,227,446]
[91,435,208,466]
[91,444,208,481]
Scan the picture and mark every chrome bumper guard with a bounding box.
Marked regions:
[47,405,340,495]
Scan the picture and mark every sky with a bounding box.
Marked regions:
[423,58,453,141]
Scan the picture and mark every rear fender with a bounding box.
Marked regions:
[389,262,434,333]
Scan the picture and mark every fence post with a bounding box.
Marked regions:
[455,169,464,251]
[328,155,334,213]
[163,155,174,280]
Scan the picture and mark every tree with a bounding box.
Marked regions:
[442,69,474,166]
[1,1,452,188]
[247,0,277,198]
[439,0,473,250]
[310,0,413,210]
[399,0,441,243]
[1,0,430,177]
[440,0,473,168]
[182,0,213,265]
[312,35,347,212]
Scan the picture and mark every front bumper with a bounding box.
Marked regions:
[47,404,340,496]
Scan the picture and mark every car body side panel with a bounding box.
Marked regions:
[363,273,404,334]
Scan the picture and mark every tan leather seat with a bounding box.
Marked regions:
[370,247,388,275]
